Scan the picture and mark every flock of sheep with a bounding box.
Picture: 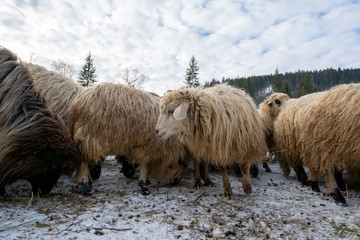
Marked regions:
[0,47,359,207]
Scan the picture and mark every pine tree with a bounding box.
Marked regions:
[281,79,292,97]
[272,67,283,92]
[296,73,314,97]
[340,75,348,84]
[184,55,200,88]
[78,52,97,87]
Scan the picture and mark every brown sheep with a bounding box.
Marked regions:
[0,48,80,198]
[155,84,268,199]
[69,83,190,195]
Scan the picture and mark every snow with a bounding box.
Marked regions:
[1,157,359,240]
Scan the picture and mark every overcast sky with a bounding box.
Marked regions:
[1,0,360,95]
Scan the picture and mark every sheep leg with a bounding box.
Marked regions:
[325,169,346,206]
[278,157,291,177]
[89,159,103,180]
[122,159,138,178]
[194,160,202,189]
[263,162,272,173]
[240,162,252,195]
[308,167,320,192]
[0,186,7,199]
[202,161,214,187]
[294,165,310,186]
[220,167,233,200]
[233,163,242,177]
[170,177,180,186]
[334,169,346,191]
[139,164,150,195]
[250,164,259,178]
[75,161,93,196]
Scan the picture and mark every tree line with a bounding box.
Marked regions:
[204,66,360,104]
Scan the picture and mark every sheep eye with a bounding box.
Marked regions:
[168,109,174,116]
[275,99,281,105]
[267,102,273,107]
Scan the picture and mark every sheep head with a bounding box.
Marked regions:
[259,93,290,121]
[259,92,290,140]
[155,89,194,141]
[155,101,189,140]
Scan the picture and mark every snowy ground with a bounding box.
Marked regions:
[1,157,359,240]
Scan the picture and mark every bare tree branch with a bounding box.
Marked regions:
[116,67,149,89]
[52,59,75,79]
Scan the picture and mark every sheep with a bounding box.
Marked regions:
[155,84,268,199]
[259,92,325,186]
[69,83,190,195]
[23,63,104,181]
[260,89,351,205]
[299,83,360,205]
[258,92,290,153]
[0,48,80,198]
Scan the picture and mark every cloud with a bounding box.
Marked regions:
[1,0,360,95]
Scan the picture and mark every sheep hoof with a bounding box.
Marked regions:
[263,163,272,173]
[243,183,252,195]
[330,188,347,206]
[224,189,233,200]
[309,181,320,192]
[139,180,150,195]
[78,182,92,196]
[250,165,259,178]
[203,179,214,187]
[194,179,202,189]
[301,179,310,187]
[0,187,7,199]
[142,189,150,195]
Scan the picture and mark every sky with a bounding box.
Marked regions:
[1,0,360,95]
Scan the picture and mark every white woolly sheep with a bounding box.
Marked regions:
[260,88,354,205]
[155,84,268,199]
[259,92,327,186]
[69,83,190,195]
[258,92,290,152]
[298,83,360,205]
[24,63,105,180]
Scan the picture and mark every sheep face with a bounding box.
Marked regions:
[29,161,60,195]
[26,134,80,195]
[260,93,290,119]
[155,101,190,141]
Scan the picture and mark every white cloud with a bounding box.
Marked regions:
[1,0,360,95]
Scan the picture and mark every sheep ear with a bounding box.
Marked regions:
[174,102,189,120]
